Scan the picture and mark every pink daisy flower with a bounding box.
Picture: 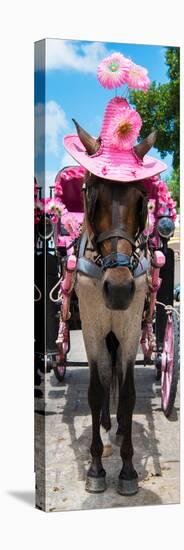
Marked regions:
[97,53,131,89]
[44,198,66,218]
[126,62,150,91]
[109,107,142,150]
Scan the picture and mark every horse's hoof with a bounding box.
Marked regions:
[102,444,113,458]
[85,475,107,493]
[117,477,138,496]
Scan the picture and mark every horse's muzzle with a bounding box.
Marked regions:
[102,272,135,310]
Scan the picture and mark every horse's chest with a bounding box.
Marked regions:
[75,272,147,338]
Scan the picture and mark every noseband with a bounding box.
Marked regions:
[94,227,136,271]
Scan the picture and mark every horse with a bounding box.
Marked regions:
[70,120,157,496]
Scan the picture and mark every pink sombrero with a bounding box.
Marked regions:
[64,97,167,182]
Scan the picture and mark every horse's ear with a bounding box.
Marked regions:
[139,195,148,232]
[134,130,157,160]
[72,119,101,156]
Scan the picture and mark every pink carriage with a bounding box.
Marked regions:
[34,165,179,418]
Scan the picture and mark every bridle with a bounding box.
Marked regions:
[81,178,148,274]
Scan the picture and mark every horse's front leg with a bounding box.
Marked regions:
[117,363,138,496]
[86,364,107,493]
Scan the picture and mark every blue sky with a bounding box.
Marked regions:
[35,39,173,191]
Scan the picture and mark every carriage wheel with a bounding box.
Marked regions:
[161,310,180,417]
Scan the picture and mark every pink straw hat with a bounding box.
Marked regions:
[64,97,167,182]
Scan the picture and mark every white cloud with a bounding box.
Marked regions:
[46,39,108,73]
[60,151,79,168]
[45,170,58,191]
[46,101,68,156]
[35,101,68,158]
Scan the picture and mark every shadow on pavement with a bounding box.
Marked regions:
[57,366,168,506]
[81,486,162,511]
[34,362,179,510]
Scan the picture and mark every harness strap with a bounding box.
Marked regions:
[77,231,148,279]
[76,255,148,279]
[82,186,95,242]
[78,231,88,258]
[101,253,132,271]
[77,257,102,279]
[96,227,135,247]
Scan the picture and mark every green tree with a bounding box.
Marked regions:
[129,47,180,170]
[166,167,180,209]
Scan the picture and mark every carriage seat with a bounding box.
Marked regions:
[55,165,85,213]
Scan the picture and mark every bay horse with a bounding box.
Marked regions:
[71,120,158,495]
[75,169,150,496]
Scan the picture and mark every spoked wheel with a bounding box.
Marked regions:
[161,310,180,417]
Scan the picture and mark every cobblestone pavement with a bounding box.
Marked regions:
[35,332,180,512]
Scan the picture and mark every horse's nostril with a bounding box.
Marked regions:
[104,277,134,296]
[103,279,111,297]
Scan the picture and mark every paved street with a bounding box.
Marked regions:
[35,331,180,512]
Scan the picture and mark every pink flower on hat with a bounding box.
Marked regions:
[97,53,130,89]
[109,106,142,150]
[126,62,150,91]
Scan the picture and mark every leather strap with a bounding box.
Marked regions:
[77,230,148,279]
[101,253,132,271]
[76,255,148,279]
[96,227,135,247]
[77,257,102,279]
[133,256,148,278]
[78,231,88,258]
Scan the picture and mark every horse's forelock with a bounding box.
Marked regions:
[84,173,148,232]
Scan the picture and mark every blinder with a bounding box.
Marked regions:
[139,194,148,233]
